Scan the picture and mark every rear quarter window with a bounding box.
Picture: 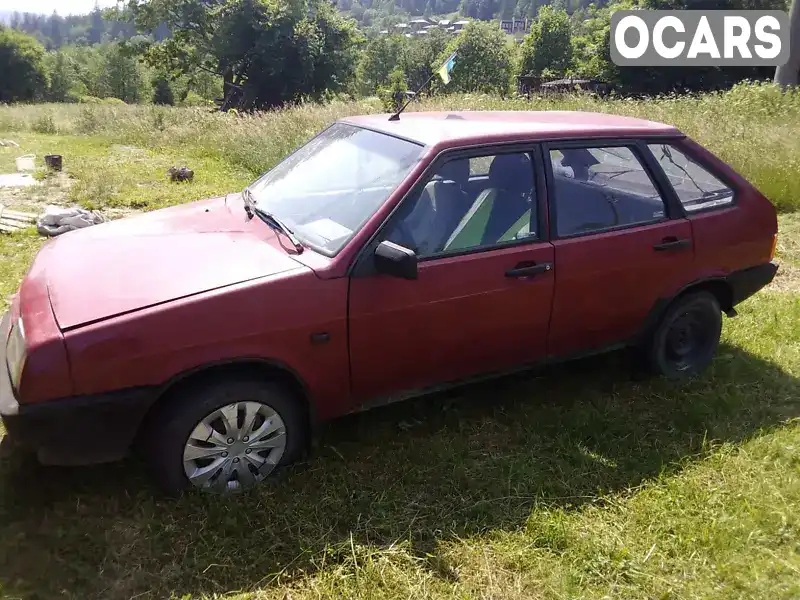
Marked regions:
[647,143,734,212]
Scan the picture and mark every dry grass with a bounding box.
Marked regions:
[1,81,799,212]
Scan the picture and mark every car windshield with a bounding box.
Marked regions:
[248,123,423,256]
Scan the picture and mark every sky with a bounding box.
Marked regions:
[0,0,119,16]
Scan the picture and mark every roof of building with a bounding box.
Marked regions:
[540,78,600,87]
[341,111,680,147]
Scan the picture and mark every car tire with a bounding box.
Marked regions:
[143,378,306,496]
[646,291,722,380]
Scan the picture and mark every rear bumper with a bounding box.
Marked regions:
[1,311,155,465]
[728,262,778,306]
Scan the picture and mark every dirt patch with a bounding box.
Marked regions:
[770,261,800,294]
[0,169,144,226]
[0,171,73,214]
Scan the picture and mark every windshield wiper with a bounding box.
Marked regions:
[242,186,257,219]
[255,207,304,254]
[241,186,304,254]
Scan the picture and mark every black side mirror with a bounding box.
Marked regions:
[374,241,418,280]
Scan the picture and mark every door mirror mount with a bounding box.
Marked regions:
[374,241,418,280]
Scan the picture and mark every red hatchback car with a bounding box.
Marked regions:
[1,111,778,494]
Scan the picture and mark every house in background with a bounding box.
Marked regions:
[500,18,531,41]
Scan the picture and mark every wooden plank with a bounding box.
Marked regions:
[0,219,28,230]
[0,212,35,224]
[0,206,36,222]
[4,208,37,218]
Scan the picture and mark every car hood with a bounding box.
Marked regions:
[41,195,306,330]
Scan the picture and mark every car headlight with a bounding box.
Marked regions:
[6,317,27,394]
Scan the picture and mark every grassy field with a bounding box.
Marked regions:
[0,86,798,600]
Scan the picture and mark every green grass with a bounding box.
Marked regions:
[0,231,43,310]
[0,133,251,213]
[0,87,799,599]
[0,292,797,600]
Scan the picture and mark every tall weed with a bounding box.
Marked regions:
[0,83,798,211]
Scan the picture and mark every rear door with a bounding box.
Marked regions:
[543,141,694,357]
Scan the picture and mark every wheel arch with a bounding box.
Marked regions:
[638,277,733,345]
[135,358,317,448]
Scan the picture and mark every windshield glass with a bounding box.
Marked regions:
[249,123,423,255]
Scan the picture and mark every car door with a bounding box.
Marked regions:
[543,141,694,358]
[348,147,555,404]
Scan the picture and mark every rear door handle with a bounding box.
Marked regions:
[653,237,691,252]
[505,262,552,278]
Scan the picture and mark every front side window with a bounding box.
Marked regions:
[648,143,734,212]
[384,152,538,258]
[549,146,667,237]
[249,123,423,255]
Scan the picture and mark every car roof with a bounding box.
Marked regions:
[341,110,681,147]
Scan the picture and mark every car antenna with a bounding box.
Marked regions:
[389,52,457,122]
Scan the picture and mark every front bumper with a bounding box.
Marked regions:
[1,311,155,465]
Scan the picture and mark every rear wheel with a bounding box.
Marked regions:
[646,291,722,380]
[144,378,305,496]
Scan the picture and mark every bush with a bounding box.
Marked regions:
[153,78,175,105]
[31,112,57,134]
[0,28,48,103]
[75,105,101,133]
[180,91,211,107]
[377,68,408,112]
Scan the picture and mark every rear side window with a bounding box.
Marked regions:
[549,146,667,237]
[648,143,734,212]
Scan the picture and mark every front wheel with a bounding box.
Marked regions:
[646,291,722,380]
[144,379,305,495]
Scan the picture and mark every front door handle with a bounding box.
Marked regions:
[653,237,691,252]
[505,262,552,278]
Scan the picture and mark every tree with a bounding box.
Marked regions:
[519,5,572,80]
[399,27,450,91]
[377,66,408,111]
[129,0,362,111]
[153,76,175,104]
[441,20,513,94]
[99,42,147,102]
[44,50,78,101]
[357,34,405,95]
[0,27,48,103]
[498,0,515,19]
[569,2,616,81]
[775,0,800,87]
[88,3,105,44]
[49,12,64,48]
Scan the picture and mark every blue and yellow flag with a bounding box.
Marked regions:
[437,52,457,85]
